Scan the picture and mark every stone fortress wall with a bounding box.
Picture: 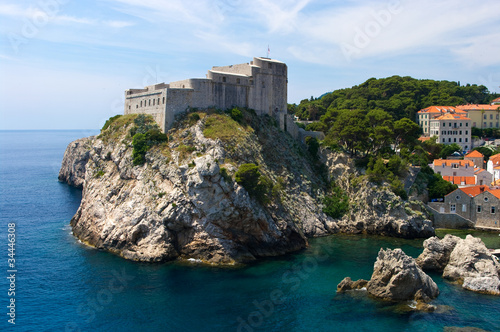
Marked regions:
[124,57,321,143]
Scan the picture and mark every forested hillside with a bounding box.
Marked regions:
[290,76,499,121]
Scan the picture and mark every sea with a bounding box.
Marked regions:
[0,130,499,332]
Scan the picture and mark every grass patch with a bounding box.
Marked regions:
[98,114,138,143]
[177,144,196,161]
[203,114,251,144]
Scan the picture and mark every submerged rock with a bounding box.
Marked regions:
[416,234,460,271]
[336,277,368,292]
[367,248,439,302]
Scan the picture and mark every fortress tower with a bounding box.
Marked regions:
[124,57,287,132]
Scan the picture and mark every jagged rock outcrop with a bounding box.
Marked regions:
[322,150,434,239]
[366,248,439,302]
[443,235,500,295]
[58,136,94,188]
[62,113,336,264]
[416,234,461,271]
[61,112,436,265]
[336,277,368,292]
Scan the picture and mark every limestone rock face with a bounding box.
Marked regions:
[322,150,434,239]
[442,235,500,294]
[58,136,94,188]
[416,234,461,271]
[61,115,334,264]
[367,248,439,301]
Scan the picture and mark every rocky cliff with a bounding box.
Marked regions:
[322,152,434,239]
[60,111,434,264]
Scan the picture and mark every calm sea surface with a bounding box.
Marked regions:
[0,130,499,332]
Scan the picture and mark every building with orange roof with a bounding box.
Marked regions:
[492,97,500,105]
[487,153,500,185]
[456,104,500,129]
[429,113,471,151]
[464,150,484,169]
[436,185,500,229]
[417,106,466,136]
[432,159,491,187]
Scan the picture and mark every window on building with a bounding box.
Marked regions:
[460,123,463,127]
[268,63,272,69]
[163,97,165,104]
[459,131,462,135]
[453,171,457,176]
[484,122,487,127]
[465,130,468,135]
[128,105,131,110]
[149,99,151,106]
[462,204,467,212]
[465,145,468,149]
[135,105,138,109]
[491,122,493,127]
[222,77,226,82]
[449,123,452,127]
[153,99,155,106]
[497,122,499,128]
[491,114,494,119]
[442,138,445,143]
[465,138,468,142]
[450,204,456,213]
[140,101,142,107]
[492,206,496,214]
[484,114,487,120]
[484,197,489,202]
[497,114,499,120]
[448,138,451,142]
[477,205,482,213]
[454,138,457,142]
[249,80,253,85]
[466,123,469,127]
[236,78,240,84]
[459,138,462,143]
[158,98,160,105]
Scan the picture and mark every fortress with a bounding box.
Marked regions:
[124,57,288,132]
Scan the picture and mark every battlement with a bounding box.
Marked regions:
[124,57,287,132]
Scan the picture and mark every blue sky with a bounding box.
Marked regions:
[0,0,499,130]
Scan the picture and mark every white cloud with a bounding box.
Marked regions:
[105,20,135,28]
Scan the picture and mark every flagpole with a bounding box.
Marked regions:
[267,45,270,58]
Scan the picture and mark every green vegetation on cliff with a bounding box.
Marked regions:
[290,76,498,121]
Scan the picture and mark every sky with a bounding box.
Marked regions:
[0,0,499,130]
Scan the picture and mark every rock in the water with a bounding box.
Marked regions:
[367,248,439,302]
[441,235,500,295]
[443,235,500,283]
[336,277,368,292]
[416,234,460,271]
[462,276,500,295]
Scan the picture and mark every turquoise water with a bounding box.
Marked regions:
[0,131,499,332]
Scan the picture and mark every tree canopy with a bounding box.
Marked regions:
[290,76,498,121]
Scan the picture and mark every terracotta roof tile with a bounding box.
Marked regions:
[433,159,474,167]
[456,185,490,197]
[417,106,466,115]
[442,176,476,185]
[489,189,500,199]
[465,150,484,158]
[456,104,500,111]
